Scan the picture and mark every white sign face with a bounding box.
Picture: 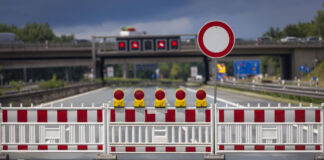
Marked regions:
[107,67,114,77]
[191,66,198,77]
[203,26,230,53]
[198,20,235,58]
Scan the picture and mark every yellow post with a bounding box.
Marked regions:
[196,88,207,108]
[154,88,166,108]
[134,88,145,108]
[113,88,125,108]
[175,88,186,108]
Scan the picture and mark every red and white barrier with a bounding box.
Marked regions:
[216,106,323,152]
[1,106,104,152]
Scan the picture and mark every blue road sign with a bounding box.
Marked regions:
[305,67,311,73]
[299,65,305,72]
[234,60,260,78]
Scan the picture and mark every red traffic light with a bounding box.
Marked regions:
[131,40,139,49]
[171,40,178,46]
[175,89,186,100]
[196,89,206,100]
[119,42,125,48]
[114,89,124,100]
[155,89,165,100]
[157,40,166,49]
[134,89,145,100]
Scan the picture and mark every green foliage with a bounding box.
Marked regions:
[263,26,282,40]
[0,23,74,43]
[9,80,22,91]
[39,74,66,89]
[263,4,324,39]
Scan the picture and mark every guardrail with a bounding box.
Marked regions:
[0,39,323,50]
[214,80,324,99]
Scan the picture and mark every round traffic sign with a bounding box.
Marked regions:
[198,21,235,58]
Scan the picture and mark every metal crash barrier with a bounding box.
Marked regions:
[0,88,323,160]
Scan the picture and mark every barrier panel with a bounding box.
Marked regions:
[215,105,323,153]
[0,102,323,158]
[0,105,105,152]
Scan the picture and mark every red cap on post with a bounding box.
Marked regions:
[134,89,145,100]
[196,89,206,100]
[155,89,165,100]
[114,89,124,100]
[175,89,186,100]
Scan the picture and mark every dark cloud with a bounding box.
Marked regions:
[0,0,322,38]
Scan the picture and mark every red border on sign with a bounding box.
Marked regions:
[198,21,235,58]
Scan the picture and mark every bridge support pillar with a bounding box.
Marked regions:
[203,56,210,84]
[96,153,117,160]
[0,153,9,160]
[204,153,225,160]
[122,64,128,78]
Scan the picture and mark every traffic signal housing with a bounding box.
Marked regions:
[117,40,127,51]
[169,39,180,50]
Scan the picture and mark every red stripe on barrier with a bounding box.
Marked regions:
[57,110,67,122]
[254,110,264,122]
[3,145,8,150]
[234,110,244,122]
[316,145,321,150]
[58,145,68,150]
[295,145,305,150]
[206,147,211,152]
[18,145,28,150]
[166,146,176,152]
[97,145,103,150]
[77,145,88,150]
[125,109,135,122]
[2,110,7,122]
[316,110,321,122]
[234,145,244,150]
[110,109,115,122]
[206,109,211,122]
[37,110,47,122]
[275,145,285,150]
[166,110,175,122]
[126,146,136,152]
[146,147,156,152]
[111,146,116,152]
[219,110,224,122]
[145,110,155,122]
[97,110,102,122]
[185,110,196,122]
[254,145,265,150]
[295,110,305,122]
[77,110,87,122]
[275,110,285,122]
[185,147,196,152]
[17,110,27,122]
[219,145,224,150]
[38,145,48,150]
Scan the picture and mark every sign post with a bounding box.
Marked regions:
[197,20,235,156]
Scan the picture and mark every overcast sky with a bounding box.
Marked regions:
[0,0,323,39]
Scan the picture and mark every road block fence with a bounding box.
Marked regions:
[215,106,323,153]
[0,104,323,155]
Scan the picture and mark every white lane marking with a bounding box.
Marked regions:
[183,87,245,107]
[38,87,107,107]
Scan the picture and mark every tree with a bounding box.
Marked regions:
[314,4,324,38]
[263,26,283,39]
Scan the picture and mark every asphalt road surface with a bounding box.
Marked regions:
[7,86,316,160]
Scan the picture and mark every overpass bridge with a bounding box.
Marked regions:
[0,34,324,80]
